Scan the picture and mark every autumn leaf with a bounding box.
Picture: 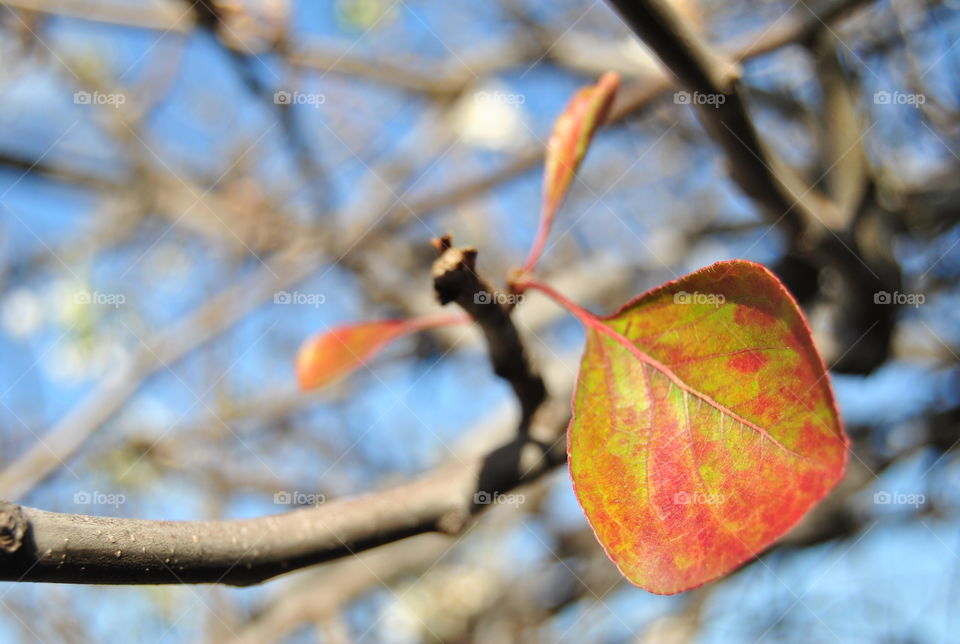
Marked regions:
[296,314,466,391]
[526,260,847,594]
[523,71,621,272]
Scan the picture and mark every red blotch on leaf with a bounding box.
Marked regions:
[733,303,777,329]
[728,350,768,374]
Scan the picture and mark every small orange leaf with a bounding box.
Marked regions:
[524,71,620,272]
[296,315,466,391]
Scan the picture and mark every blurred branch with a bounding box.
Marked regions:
[608,0,831,239]
[0,0,525,97]
[0,0,183,30]
[729,0,874,59]
[0,390,568,584]
[228,533,453,644]
[0,249,320,501]
[607,0,903,373]
[290,38,536,97]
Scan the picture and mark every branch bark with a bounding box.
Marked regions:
[431,235,547,429]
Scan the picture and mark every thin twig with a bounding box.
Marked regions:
[431,235,547,431]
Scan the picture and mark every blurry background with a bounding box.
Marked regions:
[0,0,959,641]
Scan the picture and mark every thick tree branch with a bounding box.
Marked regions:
[0,393,567,585]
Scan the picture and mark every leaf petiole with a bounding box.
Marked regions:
[513,278,668,377]
[512,278,600,328]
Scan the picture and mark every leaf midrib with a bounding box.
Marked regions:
[586,317,809,462]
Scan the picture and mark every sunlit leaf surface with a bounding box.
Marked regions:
[569,260,847,594]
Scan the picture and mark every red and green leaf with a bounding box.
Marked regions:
[550,260,847,594]
[296,314,467,391]
[523,71,620,272]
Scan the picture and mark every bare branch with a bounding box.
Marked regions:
[431,235,547,429]
[0,393,566,586]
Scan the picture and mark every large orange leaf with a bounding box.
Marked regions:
[296,314,466,391]
[561,260,847,594]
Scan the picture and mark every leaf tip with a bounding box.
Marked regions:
[294,332,331,391]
